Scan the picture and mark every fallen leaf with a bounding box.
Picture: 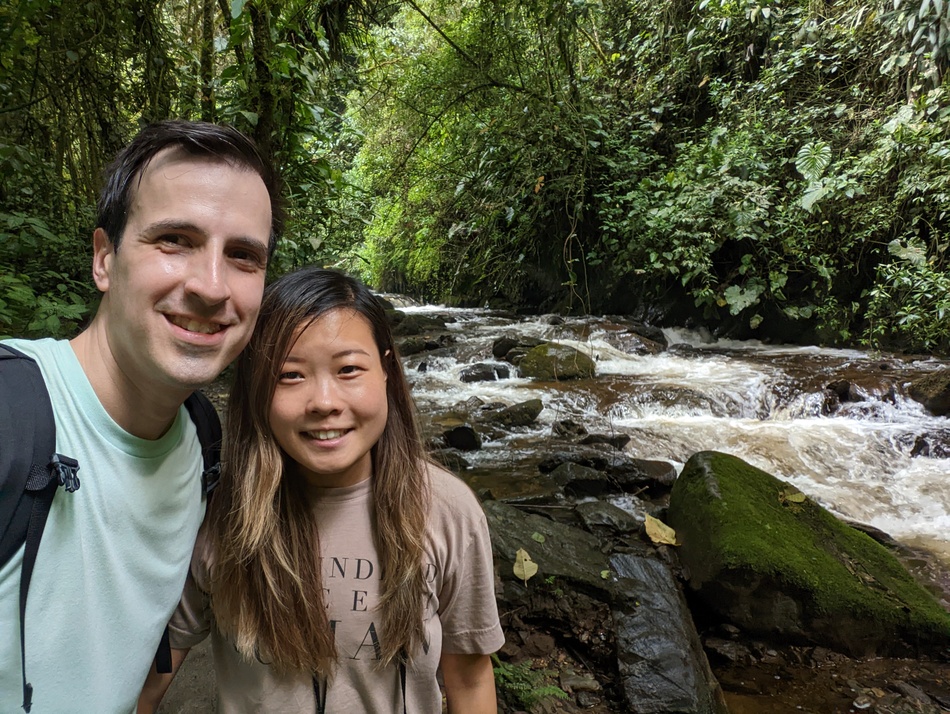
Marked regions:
[645,514,679,546]
[531,532,546,544]
[513,547,539,585]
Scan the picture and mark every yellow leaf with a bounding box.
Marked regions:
[513,547,539,584]
[645,514,679,546]
[534,175,544,193]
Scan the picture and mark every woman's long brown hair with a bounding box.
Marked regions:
[208,267,430,675]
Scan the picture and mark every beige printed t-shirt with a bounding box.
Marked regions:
[169,464,504,713]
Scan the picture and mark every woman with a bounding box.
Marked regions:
[140,267,503,712]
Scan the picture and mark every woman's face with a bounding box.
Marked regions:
[268,307,388,489]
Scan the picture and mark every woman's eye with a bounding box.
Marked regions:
[339,365,362,375]
[278,371,303,381]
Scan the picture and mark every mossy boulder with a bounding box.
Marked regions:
[667,451,950,658]
[518,343,595,381]
[908,369,950,416]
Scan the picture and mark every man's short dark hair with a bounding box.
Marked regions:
[96,120,283,258]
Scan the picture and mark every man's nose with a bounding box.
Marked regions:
[184,249,231,305]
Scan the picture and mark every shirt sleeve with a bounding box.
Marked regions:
[434,476,505,655]
[167,531,213,650]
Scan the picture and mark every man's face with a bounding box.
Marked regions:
[93,149,271,395]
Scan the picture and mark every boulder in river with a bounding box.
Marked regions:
[459,362,511,383]
[908,369,950,416]
[518,343,595,381]
[667,451,950,658]
[479,398,544,428]
[484,500,727,713]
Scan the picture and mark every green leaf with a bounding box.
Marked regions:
[795,142,832,182]
[531,532,546,543]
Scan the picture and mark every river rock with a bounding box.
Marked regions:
[611,553,729,714]
[441,424,482,451]
[908,369,950,416]
[576,499,643,535]
[484,500,610,592]
[667,451,950,658]
[602,328,667,356]
[518,343,596,381]
[492,334,546,360]
[539,445,677,493]
[579,433,631,450]
[459,362,511,382]
[391,312,447,336]
[479,398,543,428]
[552,419,588,437]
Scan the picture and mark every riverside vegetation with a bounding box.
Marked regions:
[2,0,950,353]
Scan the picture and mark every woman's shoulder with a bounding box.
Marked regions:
[424,460,485,518]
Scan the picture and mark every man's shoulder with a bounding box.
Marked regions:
[1,337,68,365]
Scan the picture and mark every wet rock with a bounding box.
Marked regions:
[429,448,471,472]
[493,334,546,360]
[575,499,643,535]
[442,425,482,451]
[391,312,447,336]
[519,344,596,381]
[601,329,666,356]
[667,451,950,658]
[459,362,512,383]
[484,500,610,592]
[465,464,573,504]
[911,432,950,458]
[611,553,728,714]
[480,399,544,428]
[552,419,588,438]
[539,446,677,493]
[703,638,753,665]
[907,369,950,416]
[546,462,614,499]
[827,380,870,403]
[894,679,932,703]
[559,669,601,693]
[578,433,631,450]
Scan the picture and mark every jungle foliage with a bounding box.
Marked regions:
[1,0,948,352]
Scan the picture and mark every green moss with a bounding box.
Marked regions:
[668,451,950,641]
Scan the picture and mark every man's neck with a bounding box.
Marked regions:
[70,322,190,440]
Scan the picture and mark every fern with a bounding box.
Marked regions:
[491,654,569,709]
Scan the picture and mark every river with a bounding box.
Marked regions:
[394,303,950,565]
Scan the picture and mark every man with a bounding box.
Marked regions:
[0,120,280,712]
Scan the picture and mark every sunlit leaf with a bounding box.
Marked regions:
[645,514,678,546]
[513,548,539,584]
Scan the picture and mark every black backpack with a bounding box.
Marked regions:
[0,344,221,712]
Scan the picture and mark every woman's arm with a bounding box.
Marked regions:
[440,652,497,714]
[136,647,190,714]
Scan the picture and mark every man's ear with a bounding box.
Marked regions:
[91,228,115,292]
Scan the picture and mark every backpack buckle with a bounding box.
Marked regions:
[201,462,221,496]
[50,454,81,493]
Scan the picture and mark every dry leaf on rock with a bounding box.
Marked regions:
[645,514,679,546]
[514,547,539,585]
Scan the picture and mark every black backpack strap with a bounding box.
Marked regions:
[153,390,222,675]
[183,390,222,497]
[0,345,80,712]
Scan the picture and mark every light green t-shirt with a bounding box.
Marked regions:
[0,338,206,713]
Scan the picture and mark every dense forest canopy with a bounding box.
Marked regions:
[1,0,948,352]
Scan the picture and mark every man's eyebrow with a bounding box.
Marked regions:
[142,221,267,253]
[142,219,203,235]
[228,235,269,255]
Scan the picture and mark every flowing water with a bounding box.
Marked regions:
[395,302,950,565]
